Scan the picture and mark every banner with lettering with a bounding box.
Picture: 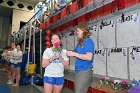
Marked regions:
[117,13,140,47]
[99,19,116,48]
[94,49,107,75]
[129,46,140,80]
[107,48,128,79]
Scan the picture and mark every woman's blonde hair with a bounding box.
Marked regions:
[78,23,92,47]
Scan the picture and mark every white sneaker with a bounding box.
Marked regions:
[7,80,14,84]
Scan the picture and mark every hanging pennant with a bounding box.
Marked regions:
[56,26,61,33]
[57,12,61,20]
[126,0,139,8]
[103,3,111,16]
[97,7,104,18]
[62,23,68,31]
[73,18,78,26]
[78,15,86,24]
[111,0,117,13]
[117,0,126,10]
[85,11,92,22]
[45,18,50,26]
[61,7,67,19]
[92,9,98,20]
[53,14,58,23]
[69,1,78,14]
[77,0,84,9]
[48,17,52,24]
[52,28,57,34]
[67,20,74,29]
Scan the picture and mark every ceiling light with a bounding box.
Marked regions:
[27,6,33,10]
[7,1,14,6]
[17,3,24,8]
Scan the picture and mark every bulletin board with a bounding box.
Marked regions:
[117,13,140,47]
[129,46,140,80]
[107,48,128,79]
[93,49,107,76]
[98,20,116,49]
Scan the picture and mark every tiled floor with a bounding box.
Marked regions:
[0,70,41,93]
[0,69,74,93]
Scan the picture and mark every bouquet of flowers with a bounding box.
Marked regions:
[112,80,121,90]
[119,80,130,90]
[112,80,130,90]
[99,76,110,85]
[52,41,62,55]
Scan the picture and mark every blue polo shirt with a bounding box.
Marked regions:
[74,37,94,72]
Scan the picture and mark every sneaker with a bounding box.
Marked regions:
[7,80,14,84]
[7,79,11,82]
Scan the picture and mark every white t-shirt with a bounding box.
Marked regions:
[42,48,69,77]
[10,48,18,64]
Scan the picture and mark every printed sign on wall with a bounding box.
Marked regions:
[129,46,140,80]
[107,48,128,79]
[94,49,107,76]
[117,13,140,47]
[99,20,116,48]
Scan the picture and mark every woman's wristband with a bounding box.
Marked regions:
[49,60,52,63]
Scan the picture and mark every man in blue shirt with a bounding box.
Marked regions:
[67,23,94,93]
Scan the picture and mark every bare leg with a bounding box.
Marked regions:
[53,84,63,93]
[13,67,20,86]
[44,83,53,93]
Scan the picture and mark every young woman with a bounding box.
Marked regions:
[7,43,17,85]
[42,34,69,93]
[67,23,94,93]
[12,45,22,86]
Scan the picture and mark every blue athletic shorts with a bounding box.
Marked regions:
[10,63,15,68]
[15,62,22,68]
[2,59,6,64]
[43,76,64,85]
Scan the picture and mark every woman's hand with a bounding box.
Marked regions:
[50,54,61,62]
[66,51,75,57]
